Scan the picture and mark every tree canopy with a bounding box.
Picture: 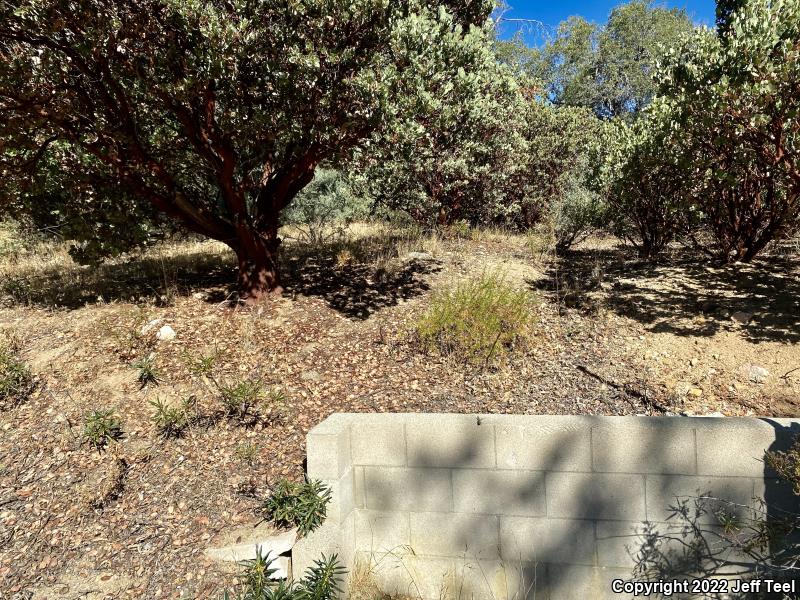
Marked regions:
[0,0,493,299]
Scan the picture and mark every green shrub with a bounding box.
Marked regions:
[263,478,332,536]
[224,551,344,600]
[83,409,123,451]
[218,378,265,421]
[415,273,535,367]
[149,397,190,439]
[281,168,368,246]
[133,355,161,388]
[550,180,606,252]
[0,340,35,409]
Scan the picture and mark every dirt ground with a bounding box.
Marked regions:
[0,225,798,599]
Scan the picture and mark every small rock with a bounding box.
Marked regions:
[703,412,725,417]
[300,370,322,382]
[689,358,699,367]
[740,363,769,383]
[192,292,207,300]
[712,353,720,360]
[750,365,769,383]
[688,388,703,397]
[731,311,753,325]
[156,325,176,341]
[406,251,434,261]
[140,318,163,336]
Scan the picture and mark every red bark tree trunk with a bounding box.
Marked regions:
[233,225,283,302]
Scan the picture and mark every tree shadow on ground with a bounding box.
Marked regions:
[530,244,800,344]
[0,245,238,309]
[1,234,437,320]
[280,239,440,320]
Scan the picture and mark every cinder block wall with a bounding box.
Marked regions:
[292,414,800,599]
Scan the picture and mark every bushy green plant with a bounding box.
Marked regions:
[83,409,123,451]
[416,273,535,367]
[133,355,161,388]
[349,36,531,229]
[224,551,344,600]
[218,378,265,421]
[186,352,217,379]
[149,397,190,439]
[263,478,332,537]
[0,340,35,409]
[601,115,688,258]
[282,169,368,246]
[549,178,606,252]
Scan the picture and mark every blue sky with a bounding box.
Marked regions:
[496,0,717,43]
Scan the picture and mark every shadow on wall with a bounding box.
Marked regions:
[631,420,800,600]
[354,416,800,600]
[529,247,800,344]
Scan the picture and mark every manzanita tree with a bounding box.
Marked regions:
[658,0,800,261]
[348,37,529,229]
[0,0,493,300]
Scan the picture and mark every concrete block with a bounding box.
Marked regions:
[292,521,341,579]
[545,564,598,600]
[695,419,779,477]
[546,473,646,521]
[646,475,756,524]
[410,512,500,559]
[500,516,595,565]
[323,468,355,525]
[358,551,455,600]
[406,420,495,468]
[496,416,593,472]
[453,559,536,600]
[452,469,546,517]
[595,520,647,568]
[306,429,351,480]
[353,466,366,509]
[351,422,406,466]
[364,467,452,512]
[591,420,696,474]
[354,510,410,553]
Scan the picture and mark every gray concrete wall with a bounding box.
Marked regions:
[292,414,800,599]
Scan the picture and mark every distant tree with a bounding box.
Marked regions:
[0,0,493,301]
[537,0,693,118]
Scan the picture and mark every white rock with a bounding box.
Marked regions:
[406,251,434,261]
[140,318,163,336]
[750,365,769,383]
[156,325,176,341]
